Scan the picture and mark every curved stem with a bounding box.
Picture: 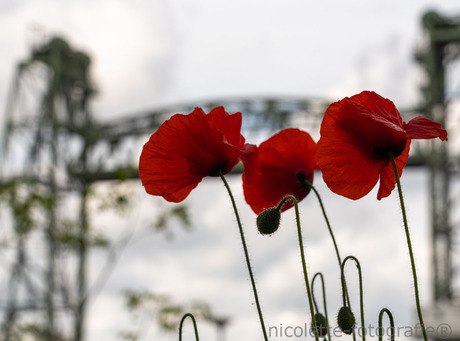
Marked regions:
[303,180,352,308]
[378,308,394,341]
[219,173,268,341]
[389,155,428,341]
[311,273,321,313]
[277,195,319,341]
[341,256,365,341]
[303,180,342,267]
[179,313,200,341]
[312,272,331,341]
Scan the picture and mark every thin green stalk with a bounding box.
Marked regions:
[311,273,322,313]
[277,195,319,341]
[341,256,365,341]
[378,308,395,341]
[312,272,331,341]
[303,180,352,309]
[389,155,428,341]
[303,180,342,268]
[219,173,268,341]
[179,313,200,341]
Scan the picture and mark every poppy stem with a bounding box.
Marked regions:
[179,313,200,341]
[277,195,319,341]
[378,308,395,341]
[341,256,365,341]
[219,173,268,341]
[303,180,352,307]
[303,180,342,268]
[389,154,428,341]
[312,272,331,341]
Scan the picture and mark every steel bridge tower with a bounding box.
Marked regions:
[419,10,460,303]
[416,11,460,341]
[0,36,97,340]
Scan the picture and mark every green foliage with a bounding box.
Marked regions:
[117,331,138,341]
[119,290,213,339]
[114,167,138,181]
[154,205,191,234]
[95,181,132,215]
[4,322,69,341]
[56,219,109,249]
[0,179,56,235]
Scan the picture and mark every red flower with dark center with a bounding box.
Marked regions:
[139,106,245,202]
[241,128,318,214]
[317,91,448,200]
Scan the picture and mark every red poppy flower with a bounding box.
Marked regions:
[139,106,245,202]
[317,91,448,200]
[241,128,318,214]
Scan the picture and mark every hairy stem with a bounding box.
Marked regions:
[303,180,342,267]
[389,155,428,341]
[219,173,268,341]
[341,256,365,341]
[378,308,395,341]
[278,195,319,341]
[312,272,331,341]
[303,179,352,308]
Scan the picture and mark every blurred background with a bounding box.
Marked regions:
[1,0,460,340]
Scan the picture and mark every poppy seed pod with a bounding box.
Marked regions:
[313,312,328,337]
[337,306,355,335]
[256,207,281,235]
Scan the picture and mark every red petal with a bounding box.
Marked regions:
[317,138,386,200]
[317,96,396,200]
[259,129,317,173]
[317,91,448,201]
[334,95,406,150]
[242,129,317,214]
[139,107,243,202]
[207,106,245,148]
[404,116,448,141]
[240,143,258,178]
[350,91,404,127]
[376,140,411,200]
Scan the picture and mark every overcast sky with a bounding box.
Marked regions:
[1,0,460,340]
[1,0,459,119]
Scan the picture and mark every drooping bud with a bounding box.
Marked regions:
[337,306,355,335]
[312,312,328,337]
[256,207,281,235]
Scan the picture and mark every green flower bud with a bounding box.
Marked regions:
[312,312,328,337]
[337,306,355,335]
[256,207,281,235]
